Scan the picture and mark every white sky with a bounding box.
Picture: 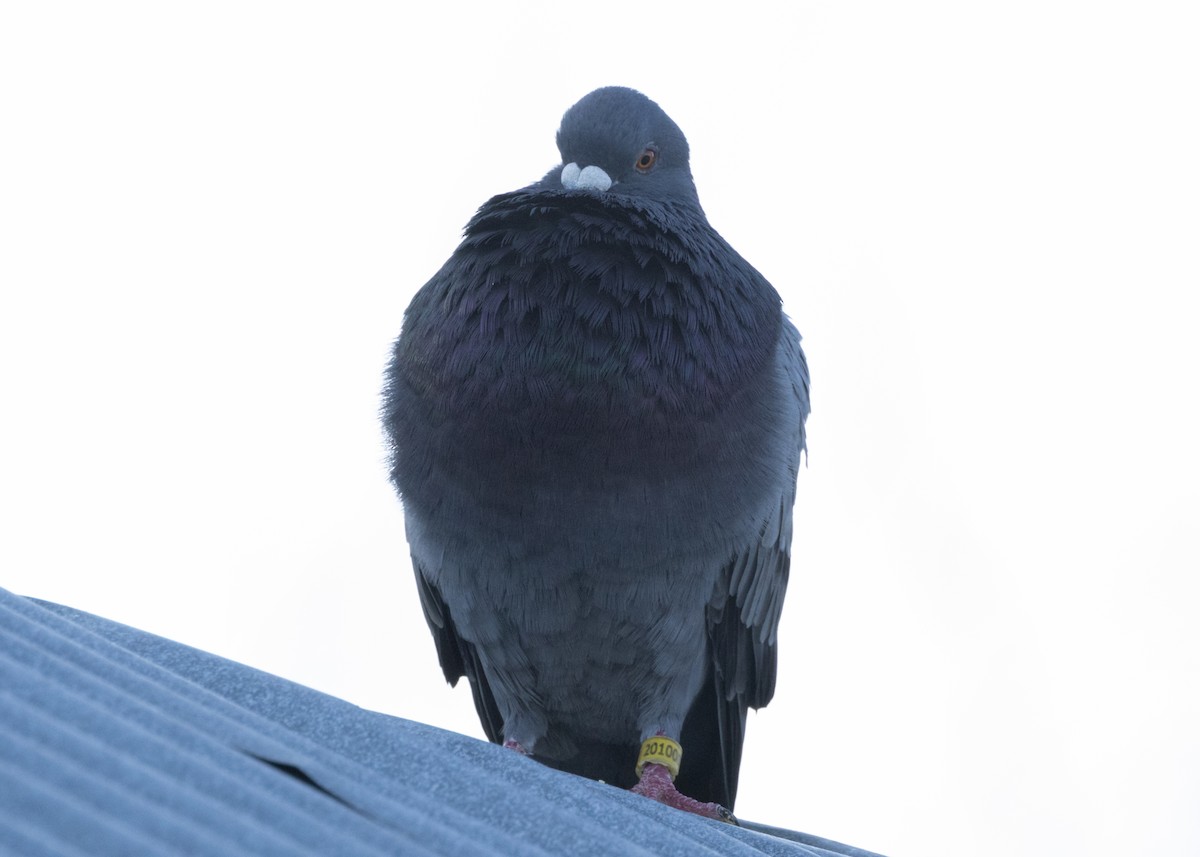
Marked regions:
[2,3,1197,856]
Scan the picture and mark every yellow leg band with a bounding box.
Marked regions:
[636,735,682,780]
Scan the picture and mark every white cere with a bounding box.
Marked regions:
[560,162,613,192]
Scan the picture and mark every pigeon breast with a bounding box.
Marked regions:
[391,188,789,575]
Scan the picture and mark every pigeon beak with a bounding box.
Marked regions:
[560,162,613,192]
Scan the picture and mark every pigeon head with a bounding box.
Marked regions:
[543,87,700,208]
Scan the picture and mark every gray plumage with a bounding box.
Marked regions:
[383,86,809,811]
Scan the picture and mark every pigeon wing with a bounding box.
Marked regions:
[681,319,811,808]
[413,561,505,744]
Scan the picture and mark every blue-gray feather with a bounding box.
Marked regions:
[383,87,809,810]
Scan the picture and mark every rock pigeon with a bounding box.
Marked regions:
[383,86,810,822]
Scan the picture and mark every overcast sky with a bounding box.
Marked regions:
[2,3,1197,856]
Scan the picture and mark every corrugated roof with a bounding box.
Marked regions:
[0,587,885,856]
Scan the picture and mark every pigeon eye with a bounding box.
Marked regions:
[635,147,658,173]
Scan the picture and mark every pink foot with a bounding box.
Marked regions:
[502,738,530,755]
[630,763,737,824]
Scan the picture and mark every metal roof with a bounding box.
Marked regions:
[0,588,884,857]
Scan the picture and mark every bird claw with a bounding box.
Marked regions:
[502,738,530,755]
[630,763,739,825]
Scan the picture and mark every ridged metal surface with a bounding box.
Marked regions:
[0,589,883,857]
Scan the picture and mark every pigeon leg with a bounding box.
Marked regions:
[629,736,737,824]
[631,763,737,823]
[502,738,530,755]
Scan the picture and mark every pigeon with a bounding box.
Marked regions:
[383,86,810,822]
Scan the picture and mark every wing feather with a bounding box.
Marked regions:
[413,562,505,744]
[690,319,810,808]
